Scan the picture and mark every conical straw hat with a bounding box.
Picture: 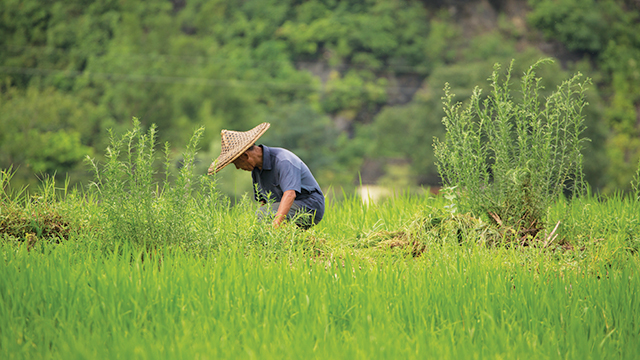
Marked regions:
[209,122,270,174]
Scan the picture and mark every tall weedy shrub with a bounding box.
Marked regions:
[87,118,208,250]
[434,59,590,237]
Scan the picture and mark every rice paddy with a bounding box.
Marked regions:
[1,179,639,359]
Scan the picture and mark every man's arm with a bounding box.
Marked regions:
[274,189,296,228]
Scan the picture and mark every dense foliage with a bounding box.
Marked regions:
[1,0,639,195]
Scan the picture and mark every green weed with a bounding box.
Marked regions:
[86,118,214,251]
[434,59,590,243]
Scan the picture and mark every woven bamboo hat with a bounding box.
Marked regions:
[209,122,270,174]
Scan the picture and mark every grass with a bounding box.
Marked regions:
[1,186,639,359]
[2,238,639,359]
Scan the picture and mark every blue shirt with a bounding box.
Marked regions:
[251,145,325,221]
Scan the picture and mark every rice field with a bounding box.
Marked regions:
[1,182,639,359]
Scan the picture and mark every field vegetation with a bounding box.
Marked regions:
[2,3,640,354]
[2,101,640,358]
[1,172,639,359]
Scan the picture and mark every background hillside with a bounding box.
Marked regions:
[1,0,639,197]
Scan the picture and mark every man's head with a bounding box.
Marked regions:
[232,145,263,171]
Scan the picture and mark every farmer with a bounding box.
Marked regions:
[208,122,324,229]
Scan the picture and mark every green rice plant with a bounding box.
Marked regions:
[2,179,640,359]
[434,59,590,242]
[86,118,210,251]
[548,190,640,255]
[2,237,639,359]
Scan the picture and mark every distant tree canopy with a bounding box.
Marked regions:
[0,0,638,194]
[528,0,640,191]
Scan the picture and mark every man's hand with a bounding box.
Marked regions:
[273,190,296,228]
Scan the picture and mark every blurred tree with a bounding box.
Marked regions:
[0,86,111,187]
[321,69,387,114]
[528,0,608,53]
[360,101,444,186]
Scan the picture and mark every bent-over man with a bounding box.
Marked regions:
[208,123,324,229]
